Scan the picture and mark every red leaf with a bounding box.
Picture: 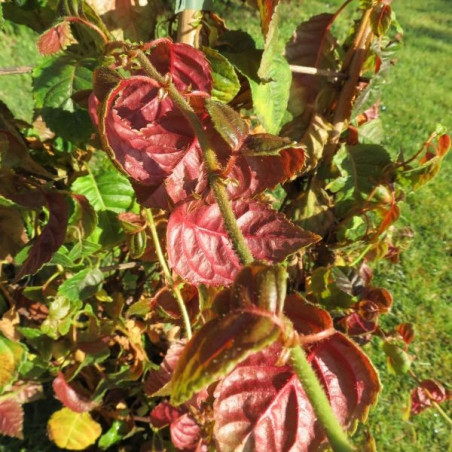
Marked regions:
[395,323,415,346]
[149,400,185,429]
[145,341,186,395]
[410,379,451,416]
[167,199,320,286]
[214,334,380,451]
[0,398,23,439]
[16,192,69,280]
[37,20,76,55]
[170,413,203,451]
[256,0,280,37]
[101,76,196,186]
[52,373,98,413]
[144,38,212,95]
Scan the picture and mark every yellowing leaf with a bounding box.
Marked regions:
[0,334,24,389]
[48,408,102,450]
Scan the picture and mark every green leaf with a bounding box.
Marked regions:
[205,99,248,150]
[250,5,291,134]
[170,308,282,405]
[98,420,128,450]
[48,408,102,451]
[71,169,134,214]
[57,268,104,302]
[242,134,295,157]
[0,334,25,390]
[203,47,240,103]
[33,54,96,143]
[382,341,412,375]
[370,4,392,37]
[328,144,393,217]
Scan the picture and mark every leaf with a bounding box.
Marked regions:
[370,4,392,37]
[171,413,203,451]
[382,341,412,375]
[167,199,320,286]
[328,144,393,217]
[214,298,380,451]
[250,6,291,134]
[69,194,97,239]
[0,206,26,259]
[33,55,96,143]
[255,0,280,38]
[16,192,69,279]
[206,99,249,151]
[146,38,212,95]
[53,373,99,413]
[71,169,134,213]
[37,20,77,55]
[145,341,186,395]
[0,334,25,389]
[150,401,184,429]
[285,14,337,120]
[48,407,102,450]
[0,398,23,439]
[89,0,157,42]
[57,268,104,301]
[410,380,451,416]
[99,76,196,186]
[203,46,240,103]
[170,307,283,405]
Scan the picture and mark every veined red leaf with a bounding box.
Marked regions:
[37,20,77,55]
[16,192,69,280]
[170,308,283,405]
[52,372,98,413]
[410,379,451,416]
[214,328,380,451]
[395,323,414,346]
[0,398,23,439]
[370,4,392,37]
[171,413,203,451]
[145,38,212,95]
[150,400,185,429]
[167,199,320,286]
[100,76,196,186]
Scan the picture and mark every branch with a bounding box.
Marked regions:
[289,65,346,79]
[0,66,33,76]
[290,345,355,451]
[133,48,254,266]
[145,208,193,339]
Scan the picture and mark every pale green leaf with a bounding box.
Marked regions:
[58,268,104,302]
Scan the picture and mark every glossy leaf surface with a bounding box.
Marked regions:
[171,308,282,405]
[52,372,98,413]
[167,199,319,286]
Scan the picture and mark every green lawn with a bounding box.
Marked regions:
[0,1,450,450]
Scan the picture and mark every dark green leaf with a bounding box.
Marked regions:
[57,268,104,301]
[33,55,96,143]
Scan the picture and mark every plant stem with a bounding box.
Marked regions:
[0,66,33,76]
[134,49,253,266]
[145,208,192,339]
[290,345,354,452]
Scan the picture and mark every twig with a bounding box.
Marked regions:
[0,66,33,76]
[133,49,254,266]
[145,208,192,339]
[289,65,346,79]
[176,9,202,47]
[100,262,143,272]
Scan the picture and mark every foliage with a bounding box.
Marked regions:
[0,0,450,450]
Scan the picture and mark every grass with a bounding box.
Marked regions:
[0,1,450,450]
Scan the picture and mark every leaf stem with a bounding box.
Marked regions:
[290,344,354,452]
[145,208,192,339]
[134,49,253,266]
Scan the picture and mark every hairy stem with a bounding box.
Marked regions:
[290,345,354,452]
[145,208,192,339]
[134,49,253,265]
